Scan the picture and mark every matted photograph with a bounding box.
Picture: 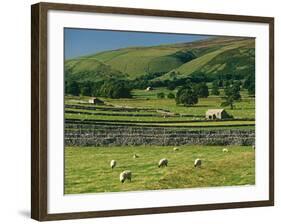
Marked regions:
[31,2,274,221]
[64,29,256,194]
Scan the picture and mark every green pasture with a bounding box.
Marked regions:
[65,113,254,126]
[65,87,255,121]
[65,145,255,194]
[100,95,255,120]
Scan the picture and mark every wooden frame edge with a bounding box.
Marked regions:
[31,3,48,221]
[36,2,274,23]
[31,2,274,221]
[268,18,274,204]
[41,200,273,221]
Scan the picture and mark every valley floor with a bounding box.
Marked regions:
[64,145,255,194]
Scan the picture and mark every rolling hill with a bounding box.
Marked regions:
[65,58,127,82]
[65,36,255,84]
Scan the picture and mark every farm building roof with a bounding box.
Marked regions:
[206,109,225,114]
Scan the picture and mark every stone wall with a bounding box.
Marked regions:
[65,124,255,146]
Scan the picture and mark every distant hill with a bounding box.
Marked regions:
[65,36,255,84]
[156,39,254,81]
[65,58,127,82]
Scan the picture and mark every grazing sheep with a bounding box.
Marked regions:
[158,158,168,168]
[110,160,117,169]
[133,154,139,159]
[252,145,255,150]
[173,147,179,151]
[222,148,228,153]
[194,158,202,168]
[120,170,132,183]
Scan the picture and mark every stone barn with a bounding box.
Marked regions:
[146,86,153,91]
[206,109,230,120]
[88,97,104,105]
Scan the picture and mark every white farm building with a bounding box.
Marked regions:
[205,109,230,120]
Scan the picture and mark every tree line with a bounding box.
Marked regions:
[65,69,254,110]
[65,79,132,99]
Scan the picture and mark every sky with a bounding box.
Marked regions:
[64,28,212,59]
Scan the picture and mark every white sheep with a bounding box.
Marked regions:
[222,148,228,153]
[110,160,117,169]
[119,170,132,183]
[173,147,179,151]
[194,158,202,168]
[158,158,168,168]
[133,154,139,159]
[252,145,255,150]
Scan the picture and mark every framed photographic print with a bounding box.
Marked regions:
[31,2,274,221]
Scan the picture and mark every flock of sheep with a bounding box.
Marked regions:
[111,145,255,183]
[110,147,213,184]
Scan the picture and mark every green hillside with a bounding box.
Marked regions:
[65,58,127,82]
[82,47,197,79]
[157,39,254,81]
[65,36,255,83]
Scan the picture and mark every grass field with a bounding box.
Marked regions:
[65,87,255,123]
[65,145,255,194]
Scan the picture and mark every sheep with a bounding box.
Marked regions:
[173,147,179,152]
[252,145,255,150]
[194,158,202,168]
[222,148,228,153]
[119,170,132,183]
[110,160,117,169]
[158,158,168,168]
[133,154,139,159]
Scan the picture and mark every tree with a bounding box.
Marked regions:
[227,84,241,101]
[224,80,231,88]
[80,81,92,96]
[233,80,241,91]
[176,84,198,106]
[247,82,255,95]
[167,82,176,90]
[243,74,255,96]
[167,92,175,99]
[66,81,80,96]
[157,92,165,99]
[194,82,209,98]
[211,81,220,95]
[111,84,132,98]
[99,80,132,98]
[190,72,207,83]
[221,84,241,109]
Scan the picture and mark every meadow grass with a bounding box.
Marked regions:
[65,113,254,127]
[65,88,255,121]
[105,96,255,119]
[65,145,255,194]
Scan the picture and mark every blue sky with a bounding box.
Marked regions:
[64,28,212,59]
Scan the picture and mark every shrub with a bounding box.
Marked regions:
[157,92,165,99]
[167,92,175,99]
